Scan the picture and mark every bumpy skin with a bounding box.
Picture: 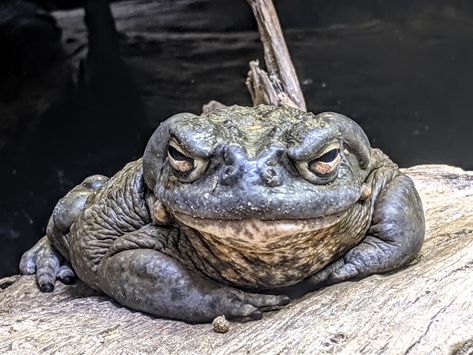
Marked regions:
[20,105,425,323]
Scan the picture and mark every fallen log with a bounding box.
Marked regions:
[2,1,472,353]
[1,165,472,354]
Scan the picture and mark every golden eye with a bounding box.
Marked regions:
[294,142,341,184]
[167,144,194,173]
[308,145,341,176]
[167,139,208,182]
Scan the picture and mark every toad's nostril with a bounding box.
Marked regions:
[260,166,282,187]
[223,166,236,177]
[220,166,241,186]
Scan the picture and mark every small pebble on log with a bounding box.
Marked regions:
[212,315,230,333]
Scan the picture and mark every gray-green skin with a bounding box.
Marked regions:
[19,105,425,323]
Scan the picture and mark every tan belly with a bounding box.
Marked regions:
[174,202,372,289]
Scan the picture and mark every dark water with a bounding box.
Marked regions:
[0,0,472,277]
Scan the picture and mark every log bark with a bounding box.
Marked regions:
[1,165,472,354]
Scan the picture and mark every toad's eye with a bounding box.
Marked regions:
[308,146,340,175]
[167,139,208,182]
[295,142,341,184]
[168,144,194,173]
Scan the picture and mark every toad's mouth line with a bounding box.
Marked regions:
[173,210,348,239]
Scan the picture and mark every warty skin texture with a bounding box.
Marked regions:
[19,105,425,323]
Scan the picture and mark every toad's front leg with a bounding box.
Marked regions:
[308,172,425,287]
[96,226,290,323]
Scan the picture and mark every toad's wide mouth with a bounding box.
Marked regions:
[173,210,349,247]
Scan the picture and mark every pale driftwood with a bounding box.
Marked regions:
[246,0,306,110]
[1,165,472,354]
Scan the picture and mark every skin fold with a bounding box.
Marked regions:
[20,105,425,323]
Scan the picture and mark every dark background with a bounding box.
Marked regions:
[1,0,472,278]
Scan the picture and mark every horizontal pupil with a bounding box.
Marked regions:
[168,145,191,162]
[317,148,339,163]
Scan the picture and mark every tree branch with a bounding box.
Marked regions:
[246,0,306,111]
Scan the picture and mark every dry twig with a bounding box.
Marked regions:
[246,0,306,110]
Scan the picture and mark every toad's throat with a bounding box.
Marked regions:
[173,208,370,288]
[174,211,348,251]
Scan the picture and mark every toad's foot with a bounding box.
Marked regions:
[19,236,75,292]
[308,174,424,287]
[98,248,290,323]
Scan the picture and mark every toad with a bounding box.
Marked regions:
[20,105,425,323]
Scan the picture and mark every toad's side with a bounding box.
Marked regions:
[20,105,425,323]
